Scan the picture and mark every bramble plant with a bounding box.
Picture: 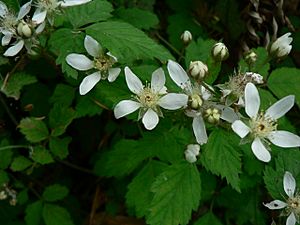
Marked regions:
[0,0,300,225]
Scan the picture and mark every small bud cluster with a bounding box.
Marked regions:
[0,184,17,206]
[184,144,200,163]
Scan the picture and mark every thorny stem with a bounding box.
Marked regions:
[155,32,182,57]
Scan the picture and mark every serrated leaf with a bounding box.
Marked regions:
[146,162,201,225]
[49,137,71,159]
[86,21,173,62]
[65,0,113,28]
[31,147,54,165]
[0,72,37,100]
[75,95,103,118]
[43,184,69,202]
[268,67,300,107]
[50,84,75,107]
[126,160,167,217]
[0,170,9,185]
[43,204,74,225]
[19,118,49,143]
[25,201,43,225]
[201,128,241,192]
[194,212,223,225]
[10,156,32,172]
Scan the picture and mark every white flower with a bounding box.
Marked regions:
[66,35,121,95]
[32,0,91,25]
[184,144,200,163]
[264,171,300,225]
[270,33,293,58]
[114,67,188,130]
[231,83,300,162]
[211,42,229,61]
[180,30,192,44]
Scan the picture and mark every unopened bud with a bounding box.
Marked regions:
[181,30,192,45]
[0,191,7,200]
[269,32,292,58]
[244,51,257,65]
[205,108,220,124]
[9,198,17,206]
[17,22,32,38]
[189,94,203,110]
[211,42,229,61]
[189,61,208,80]
[184,144,200,163]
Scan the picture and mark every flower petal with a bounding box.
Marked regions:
[66,53,93,71]
[263,200,287,209]
[267,131,300,148]
[84,35,101,58]
[32,9,47,24]
[251,137,271,162]
[114,100,141,119]
[231,120,251,138]
[142,108,159,130]
[158,93,188,110]
[17,1,31,20]
[35,21,46,34]
[193,116,207,144]
[0,2,8,18]
[151,68,165,93]
[245,83,260,118]
[106,52,117,62]
[286,212,297,225]
[79,72,101,95]
[125,67,143,94]
[108,68,121,82]
[167,59,191,90]
[3,40,24,57]
[2,33,12,46]
[265,95,295,120]
[221,106,239,123]
[59,0,91,7]
[283,171,296,198]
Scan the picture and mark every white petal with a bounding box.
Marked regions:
[0,2,8,18]
[265,95,295,120]
[35,21,46,34]
[2,33,12,46]
[114,100,141,119]
[3,40,24,57]
[158,93,188,110]
[251,137,271,162]
[125,67,143,94]
[66,53,93,71]
[221,107,239,123]
[142,108,159,130]
[106,52,117,62]
[286,212,297,225]
[17,1,31,20]
[108,68,121,82]
[167,59,191,90]
[185,151,197,163]
[32,9,47,24]
[84,35,101,58]
[231,120,251,138]
[193,116,207,144]
[245,83,260,118]
[79,72,101,95]
[263,200,287,209]
[151,68,165,93]
[59,0,91,7]
[283,171,296,198]
[268,131,300,148]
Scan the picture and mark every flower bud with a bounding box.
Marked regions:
[181,30,192,45]
[17,22,32,38]
[204,108,220,124]
[184,144,200,163]
[189,61,208,80]
[188,94,203,110]
[211,42,229,61]
[244,50,257,65]
[269,33,293,58]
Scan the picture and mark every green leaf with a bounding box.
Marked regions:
[49,137,71,160]
[10,156,32,172]
[25,201,43,225]
[0,139,13,169]
[43,184,69,202]
[31,147,54,165]
[65,0,113,28]
[201,128,241,192]
[0,170,9,186]
[0,72,37,100]
[194,212,223,225]
[115,7,159,29]
[146,162,201,225]
[3,0,19,11]
[75,95,103,118]
[86,21,173,62]
[19,118,49,143]
[126,160,167,217]
[268,67,300,107]
[43,204,74,225]
[50,84,75,107]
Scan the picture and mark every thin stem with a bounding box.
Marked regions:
[56,159,95,175]
[0,94,18,126]
[0,145,32,151]
[201,82,216,95]
[155,32,182,57]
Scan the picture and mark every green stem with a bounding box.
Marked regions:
[0,145,32,151]
[56,159,95,175]
[155,32,182,57]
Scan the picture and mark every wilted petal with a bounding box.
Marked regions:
[125,67,143,94]
[84,35,101,58]
[251,137,271,162]
[167,59,191,90]
[17,1,31,20]
[142,108,159,130]
[286,212,297,225]
[193,116,207,144]
[59,0,91,7]
[114,100,141,119]
[3,40,24,57]
[66,53,93,71]
[231,120,251,138]
[79,72,101,95]
[32,9,47,24]
[2,33,12,46]
[265,95,295,120]
[108,68,121,82]
[245,83,260,118]
[268,131,300,148]
[283,171,296,198]
[263,200,287,209]
[158,93,188,110]
[151,68,165,93]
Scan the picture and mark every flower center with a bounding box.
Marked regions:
[36,0,59,12]
[287,196,300,216]
[0,12,17,32]
[137,87,159,109]
[204,108,220,123]
[249,112,277,138]
[188,93,203,110]
[93,56,114,73]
